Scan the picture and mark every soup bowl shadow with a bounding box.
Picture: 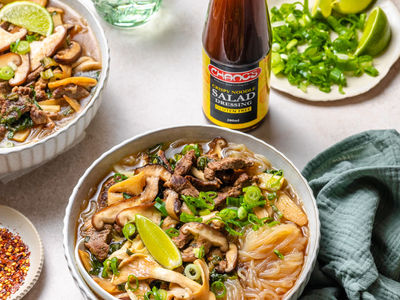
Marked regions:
[63,125,320,300]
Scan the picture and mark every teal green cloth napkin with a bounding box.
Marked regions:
[300,130,400,300]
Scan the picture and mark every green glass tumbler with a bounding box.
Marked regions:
[92,0,162,28]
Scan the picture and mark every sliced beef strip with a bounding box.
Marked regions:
[165,174,199,197]
[34,78,48,101]
[0,94,31,124]
[52,83,89,100]
[97,176,117,209]
[185,175,221,191]
[174,149,196,176]
[26,66,44,83]
[204,157,254,180]
[12,86,32,97]
[82,224,112,261]
[214,173,253,206]
[157,149,173,172]
[30,107,48,125]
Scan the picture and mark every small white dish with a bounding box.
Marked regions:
[0,205,44,300]
[63,125,320,300]
[269,0,400,101]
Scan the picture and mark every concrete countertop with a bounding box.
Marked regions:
[1,0,399,299]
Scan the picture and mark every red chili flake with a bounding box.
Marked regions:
[0,228,30,300]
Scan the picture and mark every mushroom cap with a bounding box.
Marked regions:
[9,54,30,86]
[116,204,161,227]
[92,176,160,230]
[0,53,22,68]
[30,25,67,70]
[135,164,172,182]
[180,222,228,252]
[54,40,82,64]
[0,27,27,52]
[164,189,181,221]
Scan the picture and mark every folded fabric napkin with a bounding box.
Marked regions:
[300,130,400,300]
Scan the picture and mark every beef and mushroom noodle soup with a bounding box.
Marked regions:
[0,0,101,147]
[77,138,309,300]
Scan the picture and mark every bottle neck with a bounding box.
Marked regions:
[202,0,271,66]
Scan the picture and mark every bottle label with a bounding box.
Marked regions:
[203,49,270,130]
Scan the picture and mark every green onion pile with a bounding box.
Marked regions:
[271,0,379,93]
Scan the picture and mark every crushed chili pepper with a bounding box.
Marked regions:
[0,228,30,300]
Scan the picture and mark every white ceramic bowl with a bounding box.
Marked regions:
[63,125,320,300]
[0,205,44,300]
[0,0,110,180]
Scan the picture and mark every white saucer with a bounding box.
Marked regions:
[0,205,44,300]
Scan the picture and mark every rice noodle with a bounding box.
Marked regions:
[238,224,307,299]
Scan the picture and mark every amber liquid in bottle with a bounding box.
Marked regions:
[202,0,272,130]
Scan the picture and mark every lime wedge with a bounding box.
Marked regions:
[0,1,53,36]
[355,7,391,57]
[312,0,332,18]
[135,214,182,270]
[333,0,373,14]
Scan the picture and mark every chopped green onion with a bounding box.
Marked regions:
[226,196,242,207]
[123,193,132,199]
[40,68,54,80]
[267,192,277,200]
[102,257,119,278]
[197,156,209,170]
[165,228,179,238]
[109,242,122,253]
[0,66,15,80]
[122,222,136,241]
[126,274,139,292]
[218,208,238,221]
[40,57,58,68]
[268,220,281,227]
[182,144,201,157]
[243,186,262,205]
[145,286,167,300]
[154,197,168,217]
[193,245,205,259]
[274,249,285,260]
[26,34,40,43]
[180,212,202,223]
[184,263,202,281]
[238,206,248,220]
[211,280,227,298]
[113,173,128,182]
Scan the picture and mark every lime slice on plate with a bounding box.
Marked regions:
[312,0,332,18]
[135,214,182,270]
[333,0,373,14]
[0,1,53,36]
[355,7,391,57]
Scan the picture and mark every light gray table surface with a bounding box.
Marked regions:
[1,0,400,299]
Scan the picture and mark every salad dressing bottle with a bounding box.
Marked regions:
[202,0,272,130]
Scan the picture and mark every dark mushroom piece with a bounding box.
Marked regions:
[215,243,238,273]
[92,176,160,230]
[9,54,30,86]
[173,223,229,262]
[54,41,82,64]
[164,189,181,221]
[206,137,228,159]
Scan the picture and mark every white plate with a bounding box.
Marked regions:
[269,0,400,101]
[0,205,44,300]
